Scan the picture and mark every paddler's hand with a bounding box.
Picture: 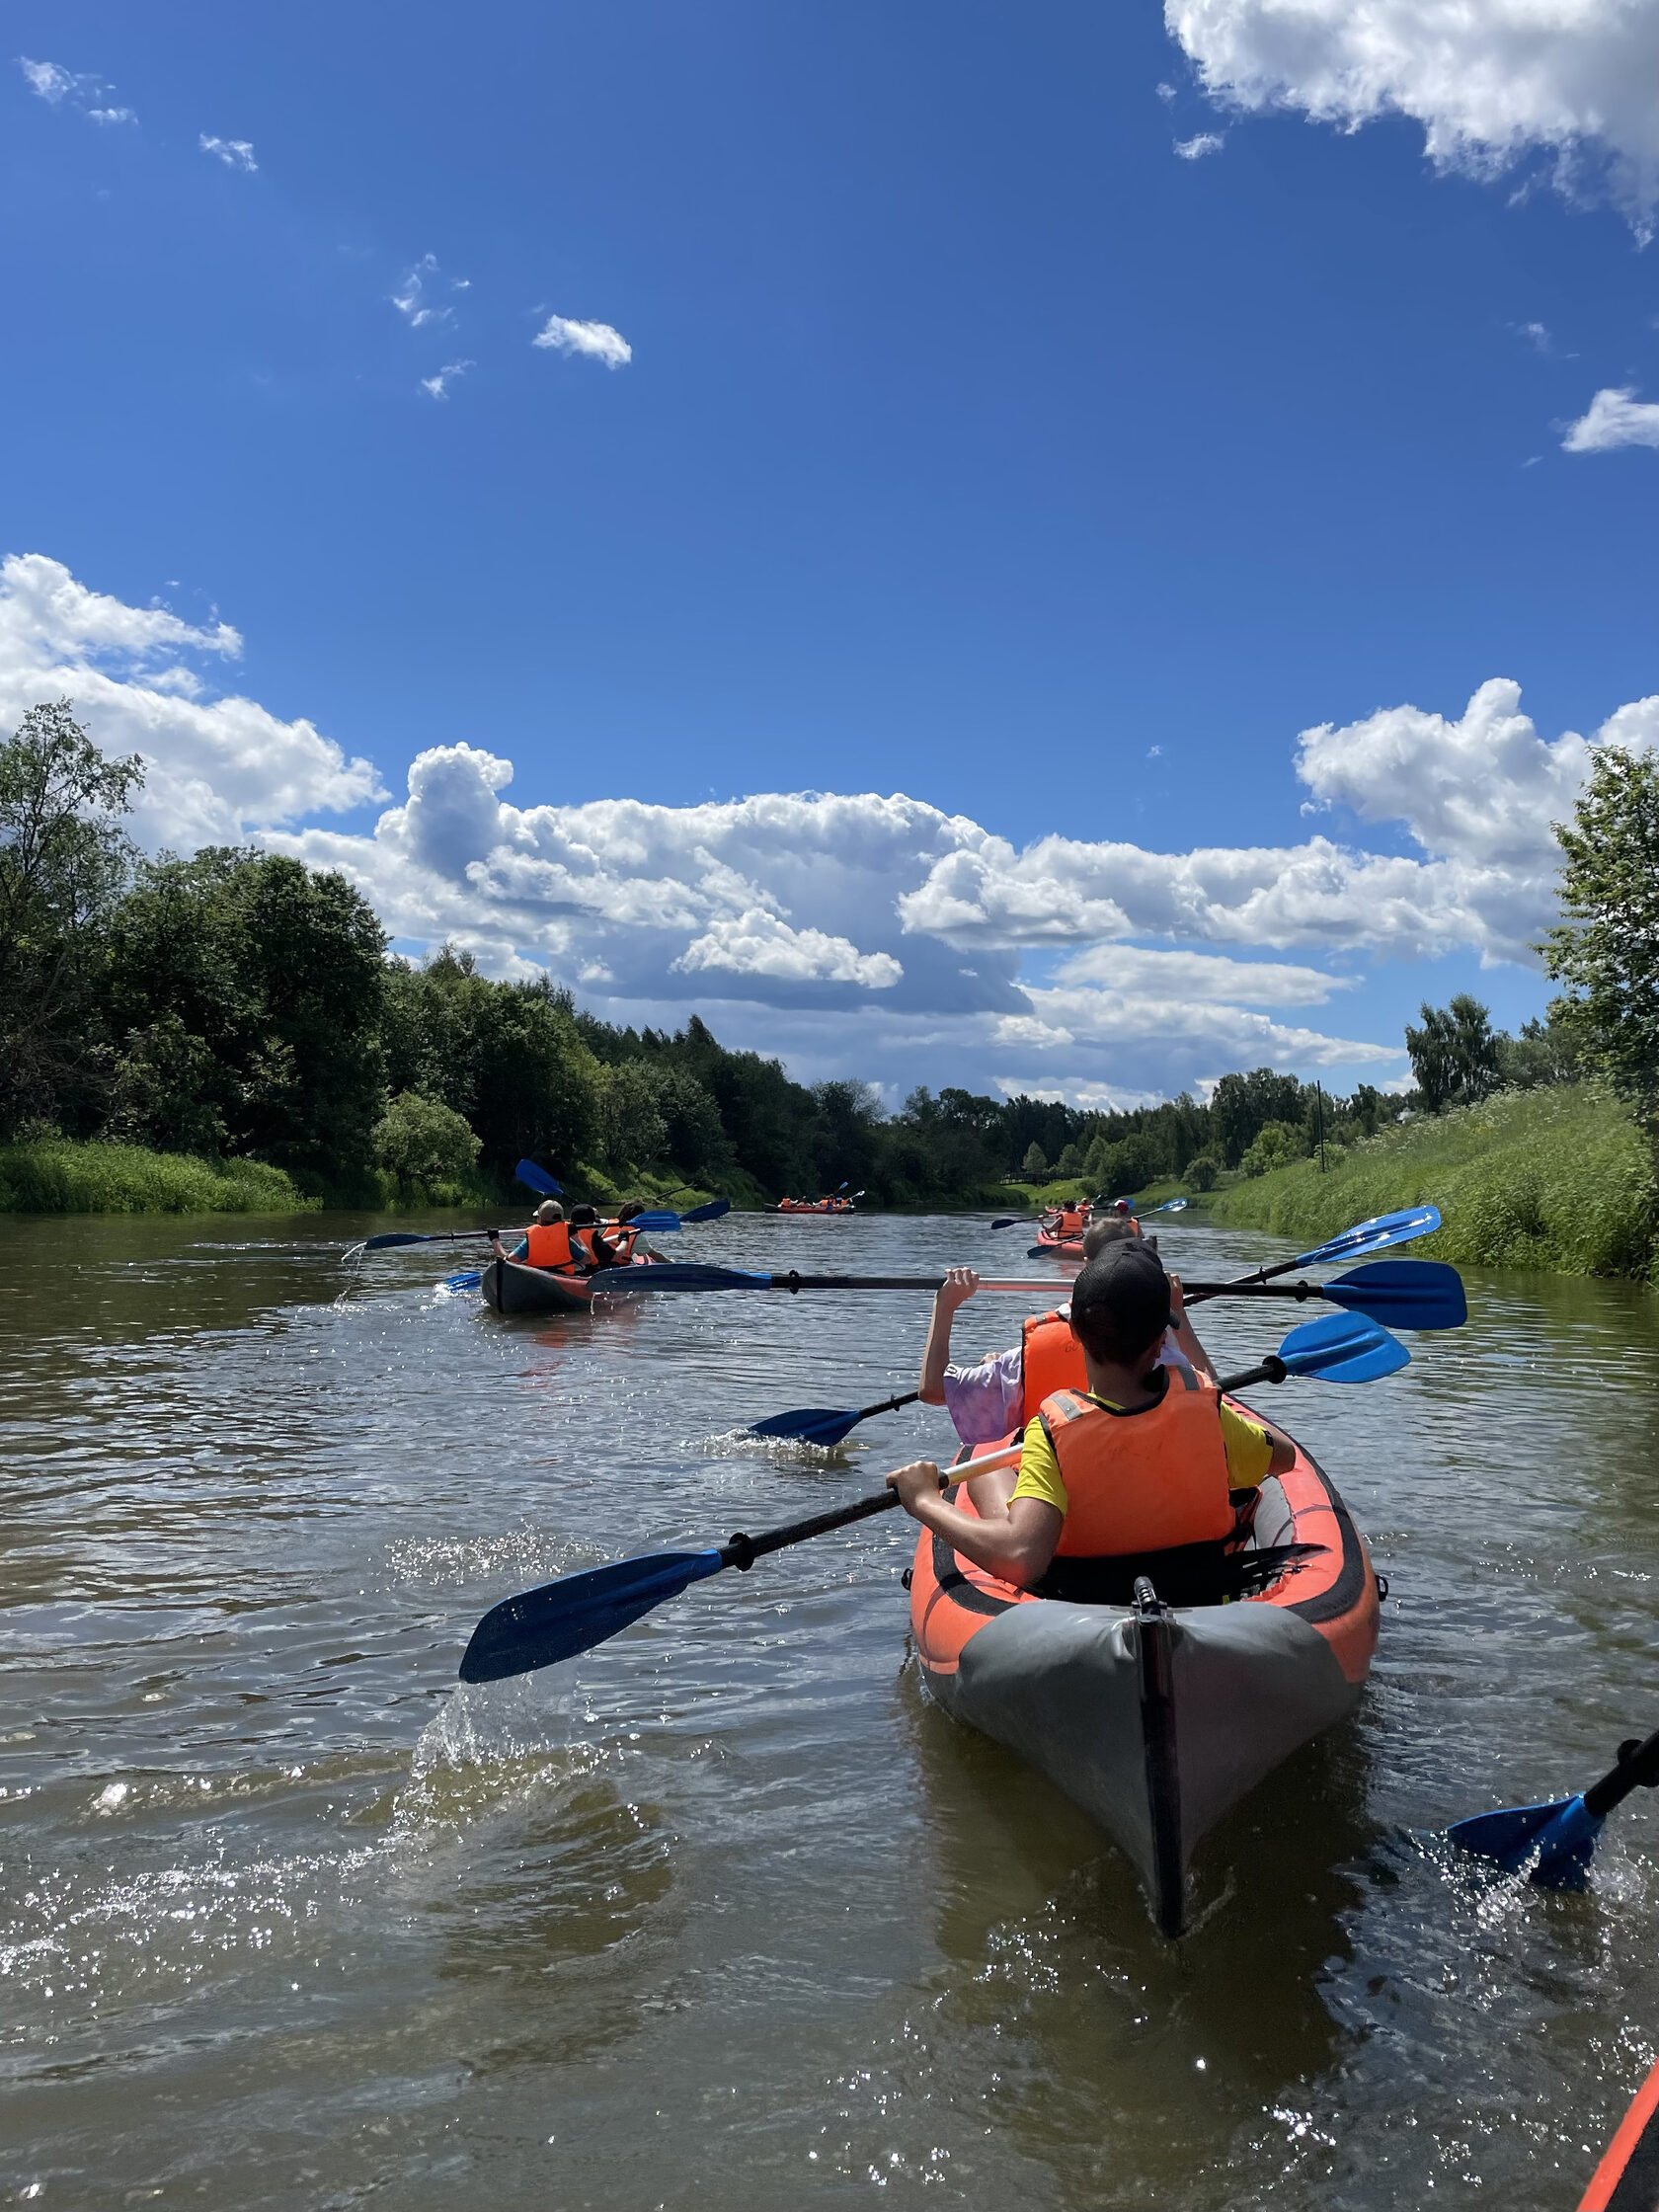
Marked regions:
[1167,1272,1186,1322]
[935,1266,980,1312]
[887,1460,947,1517]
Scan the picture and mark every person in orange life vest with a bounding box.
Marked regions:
[890,1242,1296,1589]
[490,1199,574,1271]
[918,1223,1213,1451]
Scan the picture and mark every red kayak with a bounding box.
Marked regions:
[1581,2054,1659,2210]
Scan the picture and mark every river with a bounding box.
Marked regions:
[2,1207,1656,2209]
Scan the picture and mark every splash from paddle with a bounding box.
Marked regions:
[1447,1724,1659,1888]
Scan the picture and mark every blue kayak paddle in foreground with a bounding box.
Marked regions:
[456,1311,1409,1685]
[1448,1723,1659,1888]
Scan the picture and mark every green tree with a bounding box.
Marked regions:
[1021,1142,1049,1180]
[1183,1152,1220,1191]
[1210,1068,1305,1167]
[1405,993,1502,1113]
[0,701,142,1135]
[1542,744,1659,1132]
[372,1090,482,1192]
[1055,1140,1086,1178]
[106,848,388,1187]
[1238,1120,1304,1177]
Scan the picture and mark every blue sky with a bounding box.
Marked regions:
[5,1,1659,1104]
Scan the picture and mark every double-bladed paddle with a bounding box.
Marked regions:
[1183,1259,1466,1331]
[742,1256,1462,1447]
[518,1157,729,1228]
[456,1311,1409,1685]
[1447,1724,1659,1888]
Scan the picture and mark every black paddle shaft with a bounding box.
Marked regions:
[720,1487,901,1570]
[1584,1724,1659,1819]
[1185,1279,1329,1304]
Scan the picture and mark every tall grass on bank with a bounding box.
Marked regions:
[0,1140,313,1215]
[1207,1083,1655,1279]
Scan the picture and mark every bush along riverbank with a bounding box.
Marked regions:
[0,1139,316,1215]
[1204,1082,1656,1279]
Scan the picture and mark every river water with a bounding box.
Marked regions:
[2,1208,1656,2209]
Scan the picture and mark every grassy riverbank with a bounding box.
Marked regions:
[1205,1083,1655,1278]
[0,1139,314,1215]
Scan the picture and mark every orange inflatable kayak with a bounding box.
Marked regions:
[1581,2054,1659,2211]
[908,1410,1380,1936]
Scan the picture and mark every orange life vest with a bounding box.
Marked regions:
[1019,1310,1086,1427]
[525,1222,576,1270]
[1037,1368,1235,1557]
[1056,1205,1086,1236]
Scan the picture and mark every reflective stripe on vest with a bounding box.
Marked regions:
[1019,1310,1086,1429]
[1037,1370,1235,1556]
[525,1222,575,1269]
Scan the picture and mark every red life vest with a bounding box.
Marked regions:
[1037,1368,1235,1557]
[1018,1310,1086,1427]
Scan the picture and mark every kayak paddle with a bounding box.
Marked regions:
[1242,1205,1442,1283]
[1447,1723,1659,1888]
[357,1224,511,1253]
[749,1388,922,1449]
[516,1159,564,1198]
[1183,1258,1466,1331]
[456,1313,1408,1685]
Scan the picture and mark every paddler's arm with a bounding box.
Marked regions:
[886,1461,1063,1589]
[917,1266,980,1404]
[1166,1273,1217,1382]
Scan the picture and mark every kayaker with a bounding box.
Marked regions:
[889,1242,1297,1591]
[919,1223,1213,1447]
[491,1199,574,1271]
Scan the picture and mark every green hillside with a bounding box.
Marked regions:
[1205,1083,1655,1279]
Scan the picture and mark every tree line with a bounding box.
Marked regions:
[1,700,1652,1206]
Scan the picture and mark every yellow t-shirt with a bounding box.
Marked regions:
[1010,1384,1273,1517]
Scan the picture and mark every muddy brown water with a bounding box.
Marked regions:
[2,1208,1657,2208]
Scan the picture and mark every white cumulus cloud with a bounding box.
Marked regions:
[5,555,1634,1102]
[1175,131,1224,158]
[0,553,382,849]
[1562,385,1659,451]
[532,313,632,368]
[673,910,903,988]
[1166,0,1659,225]
[199,134,257,172]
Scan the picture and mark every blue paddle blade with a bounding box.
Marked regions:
[515,1158,563,1198]
[990,1217,1025,1230]
[459,1548,726,1683]
[1325,1259,1467,1330]
[1447,1793,1603,1888]
[444,1270,482,1291]
[749,1406,863,1447]
[1295,1205,1441,1270]
[631,1212,681,1230]
[683,1198,732,1222]
[1275,1310,1410,1382]
[362,1231,434,1251]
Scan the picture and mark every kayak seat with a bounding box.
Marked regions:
[1030,1540,1326,1609]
